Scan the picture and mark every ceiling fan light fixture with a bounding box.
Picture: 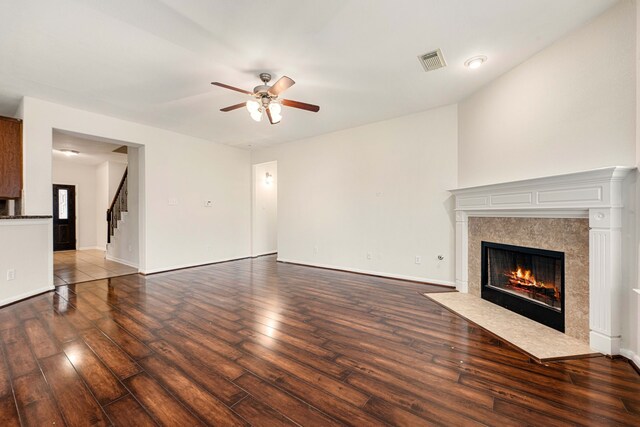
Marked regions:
[246,99,260,113]
[250,109,263,122]
[269,102,282,123]
[214,73,319,125]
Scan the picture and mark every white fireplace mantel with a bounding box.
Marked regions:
[450,166,635,356]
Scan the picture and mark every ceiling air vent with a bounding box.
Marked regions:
[418,49,446,72]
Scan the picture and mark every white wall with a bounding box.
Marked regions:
[0,220,52,306]
[252,161,278,256]
[95,161,109,249]
[21,97,251,275]
[252,104,458,286]
[626,0,640,369]
[458,0,636,187]
[52,159,98,250]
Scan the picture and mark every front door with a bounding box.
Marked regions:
[53,184,76,251]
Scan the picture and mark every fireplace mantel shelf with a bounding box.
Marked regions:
[450,166,634,215]
[450,166,636,356]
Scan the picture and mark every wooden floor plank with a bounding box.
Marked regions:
[0,255,637,426]
[234,372,342,427]
[12,372,65,427]
[23,318,61,360]
[39,353,110,426]
[103,395,157,427]
[232,396,297,427]
[0,394,21,427]
[148,339,247,406]
[81,328,141,379]
[63,339,128,405]
[0,328,39,378]
[94,317,154,360]
[139,356,247,426]
[123,372,205,426]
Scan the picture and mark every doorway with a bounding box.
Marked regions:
[52,184,76,251]
[51,129,142,285]
[252,161,278,257]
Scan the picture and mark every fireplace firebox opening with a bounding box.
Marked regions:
[481,241,565,332]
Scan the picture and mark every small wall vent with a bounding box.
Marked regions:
[418,49,446,72]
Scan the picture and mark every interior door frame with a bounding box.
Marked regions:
[52,183,77,251]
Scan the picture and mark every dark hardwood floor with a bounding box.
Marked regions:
[0,255,639,426]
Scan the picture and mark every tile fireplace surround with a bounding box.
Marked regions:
[450,167,634,356]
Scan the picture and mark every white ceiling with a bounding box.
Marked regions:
[0,0,617,148]
[52,130,128,166]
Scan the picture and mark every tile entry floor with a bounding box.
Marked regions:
[54,249,138,285]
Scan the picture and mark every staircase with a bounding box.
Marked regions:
[107,168,128,244]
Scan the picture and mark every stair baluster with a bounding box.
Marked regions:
[106,168,128,244]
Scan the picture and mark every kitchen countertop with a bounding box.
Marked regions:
[0,215,53,220]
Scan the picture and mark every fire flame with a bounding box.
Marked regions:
[507,267,560,301]
[515,268,534,283]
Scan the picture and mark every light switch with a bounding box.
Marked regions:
[205,200,213,207]
[168,198,178,206]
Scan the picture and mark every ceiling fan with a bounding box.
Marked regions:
[212,73,320,125]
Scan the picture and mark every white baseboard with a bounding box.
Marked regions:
[277,258,456,287]
[105,254,139,269]
[620,348,640,371]
[590,330,621,356]
[252,251,277,258]
[141,255,251,275]
[78,246,105,251]
[455,280,469,293]
[0,285,55,307]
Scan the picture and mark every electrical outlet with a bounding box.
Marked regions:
[6,269,15,280]
[366,252,372,260]
[415,256,422,265]
[313,246,319,254]
[204,200,213,207]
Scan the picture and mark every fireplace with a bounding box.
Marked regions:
[481,241,565,332]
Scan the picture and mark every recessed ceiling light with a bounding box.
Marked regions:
[464,55,487,69]
[59,149,80,156]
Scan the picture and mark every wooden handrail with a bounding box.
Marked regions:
[108,168,128,213]
[106,168,128,244]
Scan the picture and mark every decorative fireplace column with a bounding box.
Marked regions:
[450,167,634,355]
[588,207,623,354]
[455,211,469,293]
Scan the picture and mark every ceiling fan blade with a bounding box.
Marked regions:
[220,102,246,112]
[281,99,320,112]
[211,82,253,95]
[266,108,274,124]
[268,76,295,96]
[266,107,279,125]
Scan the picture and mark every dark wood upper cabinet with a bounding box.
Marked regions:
[0,116,23,199]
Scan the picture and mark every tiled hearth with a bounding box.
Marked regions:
[451,167,634,356]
